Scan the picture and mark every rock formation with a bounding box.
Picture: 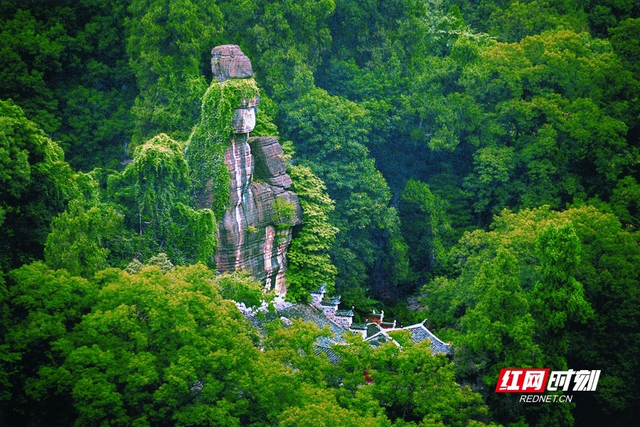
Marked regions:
[211,44,253,82]
[207,45,301,295]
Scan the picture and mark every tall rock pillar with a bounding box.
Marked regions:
[207,45,301,295]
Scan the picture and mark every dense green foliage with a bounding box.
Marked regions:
[423,205,640,425]
[286,164,339,301]
[282,87,409,304]
[2,0,640,425]
[44,198,126,278]
[0,99,85,271]
[1,261,496,426]
[0,0,136,171]
[126,0,224,147]
[107,133,217,267]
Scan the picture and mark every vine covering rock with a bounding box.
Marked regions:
[187,78,260,219]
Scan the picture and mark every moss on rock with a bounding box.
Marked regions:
[186,78,260,219]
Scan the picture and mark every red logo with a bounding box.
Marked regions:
[495,369,550,393]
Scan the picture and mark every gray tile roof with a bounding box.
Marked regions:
[364,331,394,347]
[320,296,341,306]
[238,299,350,364]
[277,303,349,344]
[403,322,451,355]
[335,309,354,317]
[361,321,451,354]
[366,323,384,338]
[238,299,451,362]
[313,342,342,364]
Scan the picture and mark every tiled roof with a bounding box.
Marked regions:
[361,321,450,354]
[313,344,341,365]
[363,323,396,348]
[278,303,349,344]
[312,284,327,294]
[366,323,384,338]
[403,322,451,355]
[321,296,341,306]
[335,309,354,317]
[239,298,350,364]
[238,298,451,362]
[366,333,392,347]
[276,303,350,363]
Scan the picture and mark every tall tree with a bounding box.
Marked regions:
[365,338,493,426]
[0,100,82,271]
[286,164,339,301]
[0,262,98,426]
[44,199,128,278]
[610,18,640,77]
[108,133,216,266]
[125,0,224,146]
[0,5,65,134]
[453,29,637,223]
[0,0,136,171]
[399,179,456,283]
[219,0,335,100]
[54,264,262,426]
[281,87,408,306]
[455,246,539,381]
[530,222,593,369]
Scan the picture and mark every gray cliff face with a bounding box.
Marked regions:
[216,135,301,295]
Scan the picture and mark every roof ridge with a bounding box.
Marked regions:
[402,321,450,346]
[306,303,350,331]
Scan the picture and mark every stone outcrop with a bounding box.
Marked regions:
[232,97,259,134]
[212,45,301,296]
[250,136,292,188]
[211,44,253,82]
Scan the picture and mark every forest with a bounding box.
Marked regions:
[1,0,639,426]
